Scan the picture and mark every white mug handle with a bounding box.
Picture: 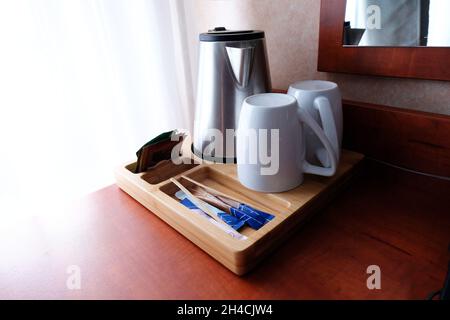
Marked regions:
[314,96,339,167]
[297,107,337,177]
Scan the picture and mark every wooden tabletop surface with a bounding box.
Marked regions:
[1,160,449,299]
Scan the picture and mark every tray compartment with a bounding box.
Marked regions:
[159,165,295,238]
[161,166,291,215]
[140,160,198,185]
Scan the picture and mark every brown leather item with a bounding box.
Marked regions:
[135,136,184,173]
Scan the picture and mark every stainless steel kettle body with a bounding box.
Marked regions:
[193,28,271,161]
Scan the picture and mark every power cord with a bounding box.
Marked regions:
[356,157,450,300]
[440,260,450,300]
[427,290,442,301]
[366,158,450,300]
[367,157,450,182]
[427,245,450,300]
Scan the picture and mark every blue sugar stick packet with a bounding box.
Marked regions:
[230,207,265,230]
[238,204,275,223]
[215,195,275,224]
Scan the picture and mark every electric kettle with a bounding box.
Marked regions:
[193,27,271,161]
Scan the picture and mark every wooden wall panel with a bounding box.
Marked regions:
[342,100,450,177]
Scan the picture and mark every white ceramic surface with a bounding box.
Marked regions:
[236,93,337,193]
[288,80,343,168]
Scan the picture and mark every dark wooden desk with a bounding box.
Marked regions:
[1,160,449,299]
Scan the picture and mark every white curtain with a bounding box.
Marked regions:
[346,0,421,46]
[345,0,367,28]
[428,0,450,46]
[0,0,194,217]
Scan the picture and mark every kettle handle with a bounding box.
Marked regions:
[225,46,254,87]
[297,107,337,177]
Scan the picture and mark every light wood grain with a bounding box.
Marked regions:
[115,143,364,275]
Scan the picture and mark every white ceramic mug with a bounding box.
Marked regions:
[236,93,337,193]
[288,80,342,168]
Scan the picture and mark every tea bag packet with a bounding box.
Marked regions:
[134,130,185,173]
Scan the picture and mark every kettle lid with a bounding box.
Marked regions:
[200,27,265,42]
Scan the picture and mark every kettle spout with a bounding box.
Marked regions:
[225,46,254,88]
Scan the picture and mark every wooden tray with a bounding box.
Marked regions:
[115,140,364,275]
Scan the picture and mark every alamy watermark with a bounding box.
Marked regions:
[66,265,81,290]
[366,265,381,290]
[366,5,382,30]
[171,129,280,176]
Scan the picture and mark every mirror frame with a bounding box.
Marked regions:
[318,0,450,81]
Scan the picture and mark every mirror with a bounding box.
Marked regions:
[344,0,450,46]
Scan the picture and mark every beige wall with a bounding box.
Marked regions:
[184,0,450,115]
